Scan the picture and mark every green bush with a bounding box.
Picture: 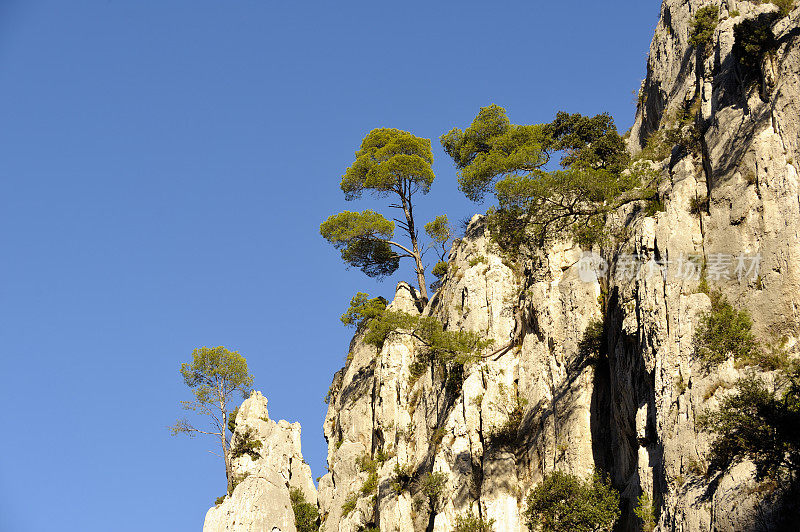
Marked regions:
[364,309,492,366]
[290,487,319,532]
[419,471,448,512]
[488,389,528,448]
[700,366,800,479]
[768,0,795,16]
[341,292,388,329]
[578,320,605,359]
[430,260,449,290]
[341,492,359,516]
[689,195,708,215]
[634,493,657,532]
[454,510,496,532]
[214,495,226,506]
[230,427,263,460]
[694,291,758,366]
[523,471,620,532]
[391,462,414,495]
[227,406,239,434]
[689,6,720,51]
[733,13,778,83]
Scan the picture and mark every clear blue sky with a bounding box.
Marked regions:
[0,2,658,530]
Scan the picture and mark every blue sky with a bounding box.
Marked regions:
[0,1,658,530]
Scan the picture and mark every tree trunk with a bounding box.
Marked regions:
[400,192,428,300]
[219,388,233,495]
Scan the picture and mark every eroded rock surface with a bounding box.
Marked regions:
[203,391,316,532]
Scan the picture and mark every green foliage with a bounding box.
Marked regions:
[701,366,800,479]
[765,0,796,16]
[643,197,666,217]
[637,129,675,162]
[443,105,647,250]
[230,427,263,460]
[323,127,438,298]
[419,471,448,512]
[320,210,400,278]
[425,214,452,247]
[391,462,414,494]
[340,128,434,200]
[425,215,454,291]
[694,291,758,366]
[229,473,250,493]
[634,493,657,532]
[290,487,320,532]
[341,492,359,517]
[689,195,707,215]
[441,104,552,202]
[178,346,253,406]
[488,390,528,448]
[340,292,388,329]
[454,510,496,532]
[214,495,226,506]
[364,309,492,366]
[689,6,720,51]
[468,255,488,267]
[431,260,449,279]
[578,320,605,360]
[171,346,254,494]
[227,406,239,434]
[546,111,630,174]
[524,471,620,532]
[357,453,379,495]
[442,105,630,201]
[733,14,778,81]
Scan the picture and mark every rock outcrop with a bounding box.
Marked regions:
[204,391,317,532]
[318,1,800,530]
[201,1,799,530]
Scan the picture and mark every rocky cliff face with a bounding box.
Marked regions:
[318,232,604,531]
[318,1,800,530]
[202,1,800,530]
[204,391,317,532]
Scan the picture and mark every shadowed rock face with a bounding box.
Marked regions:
[203,391,316,532]
[202,2,800,530]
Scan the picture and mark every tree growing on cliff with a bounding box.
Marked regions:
[441,105,651,249]
[424,214,454,290]
[523,470,620,532]
[701,365,800,480]
[320,128,438,300]
[170,346,253,495]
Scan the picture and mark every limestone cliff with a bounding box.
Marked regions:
[204,391,317,532]
[202,1,800,530]
[318,1,800,530]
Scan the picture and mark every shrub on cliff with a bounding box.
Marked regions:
[733,13,778,84]
[689,6,720,51]
[694,291,758,367]
[290,488,319,532]
[700,366,800,480]
[230,427,262,460]
[454,510,496,532]
[523,471,620,532]
[340,292,388,329]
